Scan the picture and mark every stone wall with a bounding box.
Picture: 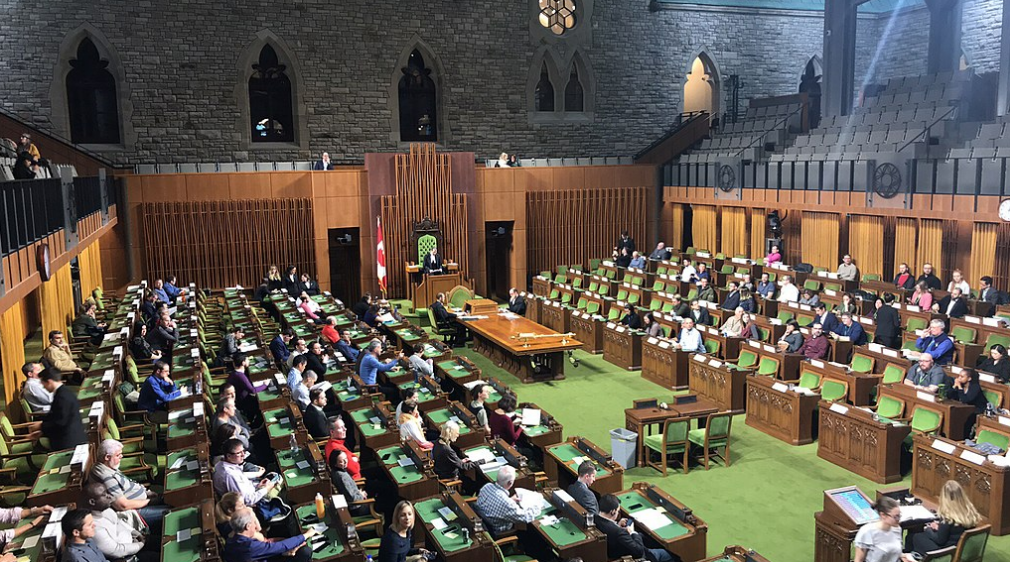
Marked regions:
[0,0,1000,166]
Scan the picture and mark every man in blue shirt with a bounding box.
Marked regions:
[137,361,181,423]
[830,312,867,347]
[756,273,776,299]
[914,319,955,365]
[224,507,315,562]
[163,275,182,302]
[358,340,402,401]
[287,355,308,391]
[270,328,295,368]
[62,509,109,562]
[334,329,360,363]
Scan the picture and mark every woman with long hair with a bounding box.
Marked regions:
[377,501,433,562]
[906,480,981,555]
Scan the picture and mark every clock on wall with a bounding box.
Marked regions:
[37,242,51,282]
[1000,199,1010,222]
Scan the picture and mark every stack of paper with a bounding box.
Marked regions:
[467,448,496,464]
[899,505,936,523]
[632,507,673,530]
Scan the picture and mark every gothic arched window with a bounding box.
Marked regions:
[398,50,438,142]
[249,45,294,143]
[66,38,120,144]
[564,66,584,112]
[535,63,556,112]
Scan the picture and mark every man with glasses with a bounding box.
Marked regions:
[213,438,288,523]
[89,439,170,534]
[903,353,946,394]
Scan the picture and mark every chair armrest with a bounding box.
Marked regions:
[8,421,38,431]
[0,467,19,483]
[494,535,520,547]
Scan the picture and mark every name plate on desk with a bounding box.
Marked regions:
[748,340,761,349]
[984,317,1000,327]
[553,302,561,308]
[825,289,837,296]
[647,337,659,345]
[859,317,873,325]
[697,252,711,258]
[800,304,811,311]
[999,416,1010,427]
[616,326,627,333]
[868,343,883,353]
[917,391,936,402]
[907,305,921,312]
[965,316,981,324]
[960,449,986,465]
[606,322,616,329]
[658,342,671,349]
[829,403,849,415]
[810,360,825,369]
[827,273,839,279]
[950,366,963,374]
[932,439,957,455]
[771,382,789,393]
[693,354,707,362]
[769,318,782,325]
[817,271,828,277]
[763,344,777,353]
[883,348,899,358]
[708,359,723,368]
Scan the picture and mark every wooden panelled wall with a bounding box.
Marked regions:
[140,199,315,289]
[380,144,470,298]
[670,201,1010,289]
[526,187,647,275]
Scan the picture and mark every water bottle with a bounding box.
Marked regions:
[461,527,469,543]
[290,434,299,455]
[366,555,373,562]
[194,377,203,396]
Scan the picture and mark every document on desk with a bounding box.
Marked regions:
[899,505,936,523]
[632,507,673,530]
[515,487,548,513]
[521,408,542,426]
[467,448,496,464]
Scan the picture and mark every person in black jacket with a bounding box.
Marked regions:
[431,421,478,494]
[688,300,710,327]
[893,263,915,290]
[948,368,989,438]
[431,293,465,346]
[130,322,162,363]
[596,495,679,562]
[978,344,1010,383]
[979,276,1000,305]
[917,263,942,290]
[12,152,36,180]
[566,461,599,514]
[872,294,902,349]
[422,247,444,275]
[506,288,526,316]
[721,282,741,311]
[34,370,87,451]
[303,389,329,439]
[146,315,179,365]
[669,296,689,319]
[620,305,642,330]
[615,231,635,255]
[906,480,981,555]
[304,342,330,381]
[283,265,300,295]
[933,288,969,319]
[352,294,372,320]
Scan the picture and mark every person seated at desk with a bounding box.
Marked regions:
[213,439,286,524]
[352,293,372,320]
[269,328,295,367]
[648,242,671,261]
[20,361,51,414]
[218,326,245,367]
[422,247,444,275]
[224,507,316,562]
[314,151,332,171]
[147,314,179,364]
[329,450,368,509]
[834,292,858,316]
[978,344,1010,383]
[215,492,245,539]
[946,269,971,295]
[475,466,540,536]
[82,482,150,562]
[797,323,830,360]
[872,294,902,349]
[893,263,915,290]
[431,292,466,347]
[137,360,183,423]
[227,354,268,420]
[738,288,756,313]
[687,299,710,327]
[321,316,341,345]
[213,398,258,458]
[720,307,746,338]
[721,281,741,311]
[597,494,680,562]
[402,344,434,379]
[0,504,50,552]
[303,388,330,439]
[694,263,711,286]
[325,417,361,480]
[668,295,689,320]
[921,262,945,289]
[32,369,87,451]
[305,342,331,381]
[932,287,968,319]
[297,294,324,325]
[629,251,646,269]
[468,385,492,433]
[489,395,524,446]
[398,401,433,450]
[679,259,696,283]
[140,291,159,325]
[909,281,934,310]
[979,275,1000,305]
[130,322,162,363]
[567,461,599,515]
[377,501,433,562]
[799,289,820,307]
[90,439,171,533]
[740,274,755,293]
[643,312,663,338]
[359,340,402,401]
[42,329,85,379]
[62,509,111,562]
[672,318,705,353]
[777,320,804,353]
[432,420,477,484]
[905,481,981,557]
[852,497,912,562]
[777,276,800,304]
[507,287,526,315]
[764,244,782,267]
[296,273,319,296]
[72,301,107,346]
[813,303,839,334]
[756,273,776,300]
[620,304,642,330]
[949,368,989,423]
[615,247,632,268]
[742,313,762,341]
[830,312,867,346]
[837,254,859,282]
[911,319,955,365]
[335,329,361,363]
[903,353,945,393]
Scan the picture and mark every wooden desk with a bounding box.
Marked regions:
[641,336,690,389]
[462,439,536,491]
[412,271,464,311]
[912,433,1010,535]
[540,300,570,334]
[688,355,748,412]
[27,445,88,507]
[624,397,720,466]
[603,322,643,371]
[530,488,607,562]
[741,339,804,380]
[463,313,582,383]
[801,359,881,407]
[817,401,911,483]
[465,299,498,316]
[544,437,624,495]
[696,324,742,361]
[569,310,604,354]
[745,375,819,445]
[617,483,708,562]
[517,401,565,451]
[532,276,552,298]
[521,292,542,324]
[423,401,485,450]
[415,492,493,562]
[163,445,213,507]
[374,441,439,501]
[878,384,976,440]
[699,546,772,562]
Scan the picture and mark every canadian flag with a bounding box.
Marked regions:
[376,216,387,295]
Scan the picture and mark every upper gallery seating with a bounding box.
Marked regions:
[681,99,803,163]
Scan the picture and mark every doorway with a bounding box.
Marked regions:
[485,221,513,302]
[328,228,361,306]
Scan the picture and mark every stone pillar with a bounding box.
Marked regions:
[823,0,858,118]
[999,0,1010,115]
[925,0,963,74]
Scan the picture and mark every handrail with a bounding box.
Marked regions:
[634,111,708,161]
[0,107,121,169]
[734,104,805,158]
[897,103,958,153]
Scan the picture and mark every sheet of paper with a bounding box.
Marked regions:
[521,408,542,426]
[431,517,447,530]
[21,535,39,549]
[467,448,496,464]
[633,507,673,530]
[397,457,415,467]
[296,460,310,470]
[899,505,936,522]
[437,506,457,521]
[177,528,192,542]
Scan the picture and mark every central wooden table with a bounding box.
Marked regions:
[462,313,582,383]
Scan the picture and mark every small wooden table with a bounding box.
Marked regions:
[624,396,720,466]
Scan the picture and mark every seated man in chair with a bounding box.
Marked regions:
[422,246,444,275]
[431,292,466,347]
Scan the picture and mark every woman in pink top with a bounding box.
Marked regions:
[298,295,322,322]
[909,281,933,310]
[764,245,782,266]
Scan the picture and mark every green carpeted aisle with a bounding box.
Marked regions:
[446,342,1010,560]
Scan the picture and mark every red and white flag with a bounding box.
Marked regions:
[376,216,387,295]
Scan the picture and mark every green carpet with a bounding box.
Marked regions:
[444,341,1010,561]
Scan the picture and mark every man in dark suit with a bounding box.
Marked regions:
[979,276,999,305]
[721,281,741,311]
[620,305,642,330]
[669,296,689,319]
[917,263,942,290]
[893,263,915,290]
[566,462,599,514]
[432,293,465,346]
[872,294,902,349]
[34,370,87,451]
[422,247,444,275]
[933,288,968,319]
[72,302,107,345]
[615,231,635,255]
[303,388,330,438]
[140,292,159,325]
[313,152,332,170]
[813,304,839,334]
[648,242,672,261]
[596,495,679,562]
[305,342,330,381]
[506,288,526,316]
[688,300,711,327]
